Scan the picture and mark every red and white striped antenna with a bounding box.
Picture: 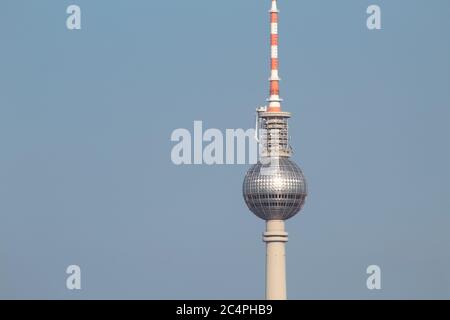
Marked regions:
[267,0,282,113]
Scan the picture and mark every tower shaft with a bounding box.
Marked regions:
[264,220,288,300]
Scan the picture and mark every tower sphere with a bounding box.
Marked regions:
[243,157,307,221]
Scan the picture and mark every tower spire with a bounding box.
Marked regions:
[268,0,282,113]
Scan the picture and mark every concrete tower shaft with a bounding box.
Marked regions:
[264,220,288,300]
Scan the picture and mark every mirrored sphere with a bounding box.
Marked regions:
[243,158,307,220]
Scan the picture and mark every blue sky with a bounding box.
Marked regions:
[0,0,449,299]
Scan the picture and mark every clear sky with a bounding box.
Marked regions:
[0,0,449,299]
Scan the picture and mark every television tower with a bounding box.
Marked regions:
[243,0,308,300]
